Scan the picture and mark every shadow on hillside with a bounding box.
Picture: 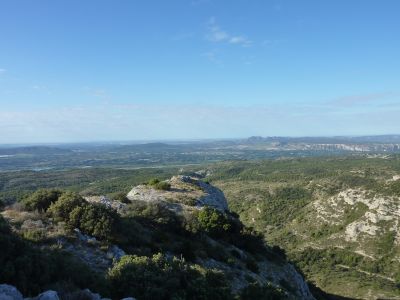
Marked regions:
[309,283,360,300]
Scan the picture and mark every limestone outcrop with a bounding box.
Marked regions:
[127,175,229,212]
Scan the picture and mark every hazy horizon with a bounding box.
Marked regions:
[2,134,400,148]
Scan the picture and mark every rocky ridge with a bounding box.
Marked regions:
[1,175,315,300]
[126,175,315,299]
[127,175,229,212]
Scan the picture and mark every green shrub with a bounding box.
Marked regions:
[110,192,131,204]
[24,189,63,212]
[231,227,266,255]
[0,215,106,297]
[197,207,232,237]
[48,192,119,241]
[68,203,119,241]
[147,178,171,191]
[148,178,160,185]
[22,228,47,242]
[108,253,232,300]
[126,201,182,231]
[154,181,171,191]
[48,192,86,221]
[239,282,285,300]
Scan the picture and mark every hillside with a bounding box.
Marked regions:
[0,175,314,299]
[209,157,400,299]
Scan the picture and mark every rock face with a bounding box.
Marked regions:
[126,176,314,299]
[35,290,59,300]
[312,188,400,256]
[84,196,127,213]
[0,284,23,300]
[126,175,229,212]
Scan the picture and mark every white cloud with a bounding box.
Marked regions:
[206,18,252,46]
[31,85,52,95]
[201,50,222,65]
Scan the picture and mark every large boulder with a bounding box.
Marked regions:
[0,284,23,300]
[126,175,228,212]
[35,290,59,300]
[81,289,101,300]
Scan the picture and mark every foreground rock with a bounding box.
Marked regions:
[0,284,23,300]
[0,284,135,300]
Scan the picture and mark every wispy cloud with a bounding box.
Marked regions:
[83,87,112,102]
[201,50,222,65]
[329,92,396,107]
[0,68,6,74]
[30,85,52,95]
[206,17,252,47]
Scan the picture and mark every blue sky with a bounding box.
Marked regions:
[0,0,399,143]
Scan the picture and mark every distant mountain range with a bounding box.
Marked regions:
[246,135,400,144]
[243,135,400,152]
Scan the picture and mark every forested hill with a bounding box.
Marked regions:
[209,156,400,299]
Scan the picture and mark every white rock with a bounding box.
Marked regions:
[106,245,126,260]
[0,284,23,300]
[35,290,59,300]
[82,289,101,300]
[126,175,229,212]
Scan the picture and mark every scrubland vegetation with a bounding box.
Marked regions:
[0,184,287,299]
[2,154,400,299]
[210,156,400,298]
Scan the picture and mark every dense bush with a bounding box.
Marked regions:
[230,227,266,255]
[108,253,232,300]
[127,201,181,228]
[24,189,64,212]
[197,207,232,237]
[110,191,131,204]
[148,178,161,185]
[239,282,284,300]
[68,203,119,240]
[48,191,119,241]
[148,178,171,191]
[48,192,86,221]
[155,181,171,191]
[0,215,106,297]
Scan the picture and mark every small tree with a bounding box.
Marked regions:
[108,253,231,300]
[240,282,284,300]
[24,189,63,212]
[148,178,171,191]
[197,207,232,237]
[48,192,86,221]
[68,203,119,240]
